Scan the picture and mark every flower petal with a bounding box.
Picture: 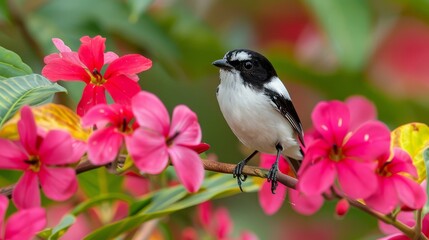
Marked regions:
[170,105,201,145]
[78,35,105,72]
[389,148,418,177]
[311,101,350,146]
[393,176,426,210]
[258,181,287,215]
[289,188,324,215]
[39,130,76,165]
[336,159,377,199]
[0,139,28,170]
[364,177,398,214]
[18,106,37,155]
[13,171,40,209]
[39,166,77,201]
[87,127,124,165]
[379,211,415,235]
[104,51,119,64]
[298,158,336,196]
[126,129,169,174]
[345,95,377,131]
[104,54,152,78]
[169,145,204,192]
[214,207,233,238]
[4,207,46,240]
[52,38,72,52]
[131,91,170,136]
[77,84,107,117]
[0,195,8,228]
[104,75,141,105]
[42,57,89,82]
[344,121,391,160]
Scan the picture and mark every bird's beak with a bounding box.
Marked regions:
[212,59,233,70]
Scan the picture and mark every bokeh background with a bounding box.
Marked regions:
[1,0,429,239]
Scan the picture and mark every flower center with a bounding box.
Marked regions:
[24,156,41,172]
[377,161,393,177]
[90,69,106,85]
[329,144,344,162]
[166,131,180,146]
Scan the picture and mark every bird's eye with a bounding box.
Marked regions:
[244,61,253,70]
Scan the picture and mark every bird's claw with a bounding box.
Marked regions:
[267,163,278,194]
[233,161,248,192]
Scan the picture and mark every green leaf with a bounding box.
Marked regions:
[0,74,67,127]
[391,123,429,182]
[423,147,429,214]
[0,46,32,79]
[48,215,76,240]
[84,174,261,239]
[304,0,372,71]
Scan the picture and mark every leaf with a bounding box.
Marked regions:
[391,123,429,182]
[0,103,91,141]
[304,0,372,71]
[84,174,261,239]
[423,147,429,214]
[0,46,32,79]
[48,214,76,240]
[0,74,67,127]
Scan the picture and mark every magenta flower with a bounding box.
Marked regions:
[0,195,46,240]
[126,91,205,192]
[364,148,426,214]
[82,103,134,165]
[42,36,152,116]
[0,106,85,209]
[258,153,289,215]
[258,153,324,215]
[299,100,391,199]
[379,212,429,240]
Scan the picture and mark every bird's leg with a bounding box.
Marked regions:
[234,150,258,192]
[268,144,283,194]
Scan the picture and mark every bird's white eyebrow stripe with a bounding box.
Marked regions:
[264,77,291,99]
[230,51,251,61]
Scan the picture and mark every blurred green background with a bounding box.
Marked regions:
[2,0,429,239]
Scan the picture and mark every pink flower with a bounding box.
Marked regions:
[82,104,134,165]
[258,153,289,215]
[42,36,152,116]
[365,148,426,214]
[299,100,391,199]
[0,106,85,209]
[258,153,324,215]
[196,201,258,240]
[126,91,204,192]
[379,212,429,240]
[0,195,46,240]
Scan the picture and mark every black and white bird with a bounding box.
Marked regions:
[212,49,305,194]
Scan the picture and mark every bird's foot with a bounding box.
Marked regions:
[267,163,279,194]
[233,160,248,192]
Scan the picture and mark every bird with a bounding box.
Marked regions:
[212,49,305,194]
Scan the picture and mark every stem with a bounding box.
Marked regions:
[414,209,424,240]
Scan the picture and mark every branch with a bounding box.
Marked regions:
[0,158,297,198]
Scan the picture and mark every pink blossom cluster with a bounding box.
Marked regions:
[181,201,258,240]
[258,96,426,221]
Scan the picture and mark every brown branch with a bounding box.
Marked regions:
[0,158,297,198]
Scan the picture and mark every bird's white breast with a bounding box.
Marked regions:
[216,70,302,159]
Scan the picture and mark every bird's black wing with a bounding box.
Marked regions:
[264,89,305,146]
